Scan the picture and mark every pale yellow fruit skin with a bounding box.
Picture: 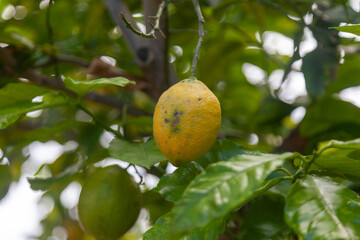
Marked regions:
[153,78,221,166]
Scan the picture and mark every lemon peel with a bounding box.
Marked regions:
[153,78,221,166]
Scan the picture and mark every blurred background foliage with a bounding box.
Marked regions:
[0,0,360,239]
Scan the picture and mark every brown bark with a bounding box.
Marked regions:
[102,0,177,99]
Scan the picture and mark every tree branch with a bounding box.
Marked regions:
[45,0,59,77]
[0,47,151,117]
[103,0,177,98]
[102,0,143,55]
[191,0,205,77]
[34,54,90,68]
[119,1,166,39]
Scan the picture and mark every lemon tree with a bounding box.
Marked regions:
[153,78,221,166]
[1,1,360,240]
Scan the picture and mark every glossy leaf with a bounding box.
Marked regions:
[285,175,360,240]
[143,213,171,240]
[0,83,68,129]
[238,194,291,240]
[330,24,360,36]
[0,164,12,200]
[197,139,246,168]
[143,212,227,240]
[319,138,360,152]
[311,139,360,179]
[169,152,292,236]
[154,140,245,202]
[63,76,135,96]
[108,137,165,169]
[314,149,360,180]
[154,161,204,202]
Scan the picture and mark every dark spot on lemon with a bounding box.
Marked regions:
[173,117,180,127]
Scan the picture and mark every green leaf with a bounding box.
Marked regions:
[143,212,227,240]
[142,191,173,224]
[0,83,68,129]
[238,194,291,240]
[63,76,135,96]
[143,213,171,240]
[285,175,360,240]
[312,139,360,180]
[154,140,245,202]
[326,54,360,94]
[0,164,12,200]
[154,161,204,202]
[169,152,292,236]
[300,98,360,137]
[250,97,294,134]
[184,216,227,240]
[302,47,338,98]
[28,162,81,191]
[314,149,360,180]
[18,120,82,145]
[319,138,360,152]
[197,139,246,168]
[108,137,165,169]
[330,24,360,36]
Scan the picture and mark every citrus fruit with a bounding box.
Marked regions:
[77,165,142,240]
[153,78,221,166]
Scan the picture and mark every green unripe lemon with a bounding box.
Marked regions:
[77,165,142,240]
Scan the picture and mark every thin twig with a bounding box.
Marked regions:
[191,0,205,77]
[46,0,59,77]
[119,1,167,39]
[274,167,293,177]
[170,29,208,34]
[76,103,124,139]
[34,55,90,68]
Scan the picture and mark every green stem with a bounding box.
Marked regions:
[76,103,123,139]
[285,152,308,167]
[292,168,305,183]
[254,176,293,196]
[303,141,337,174]
[274,167,293,177]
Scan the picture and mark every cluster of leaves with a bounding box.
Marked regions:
[0,0,360,239]
[140,138,360,239]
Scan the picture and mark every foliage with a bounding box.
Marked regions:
[1,0,360,240]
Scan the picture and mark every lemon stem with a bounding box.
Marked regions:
[191,0,205,77]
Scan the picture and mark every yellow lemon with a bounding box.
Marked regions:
[77,165,141,240]
[153,78,221,166]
